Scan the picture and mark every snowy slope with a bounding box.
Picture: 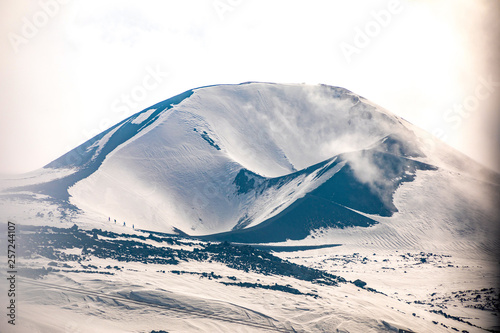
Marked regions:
[2,224,489,333]
[2,82,499,248]
[1,82,499,333]
[63,83,410,235]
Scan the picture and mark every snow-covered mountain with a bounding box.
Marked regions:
[2,82,499,251]
[23,82,397,235]
[2,82,499,333]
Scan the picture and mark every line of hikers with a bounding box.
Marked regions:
[108,217,134,229]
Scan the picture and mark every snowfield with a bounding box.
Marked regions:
[2,225,496,333]
[0,82,498,332]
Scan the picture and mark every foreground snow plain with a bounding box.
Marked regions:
[1,223,496,333]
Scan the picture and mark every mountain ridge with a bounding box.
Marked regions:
[1,82,498,250]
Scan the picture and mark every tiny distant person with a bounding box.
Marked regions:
[123,222,126,226]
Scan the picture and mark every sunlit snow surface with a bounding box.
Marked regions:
[3,83,498,239]
[0,83,499,332]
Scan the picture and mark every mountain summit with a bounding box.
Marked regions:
[3,82,499,251]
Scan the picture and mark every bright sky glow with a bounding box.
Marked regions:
[1,0,499,174]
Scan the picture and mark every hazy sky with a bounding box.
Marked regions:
[1,0,499,174]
